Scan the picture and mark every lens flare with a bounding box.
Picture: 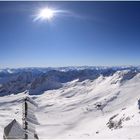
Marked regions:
[34,7,57,21]
[39,8,55,20]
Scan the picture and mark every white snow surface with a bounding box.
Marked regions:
[0,71,140,139]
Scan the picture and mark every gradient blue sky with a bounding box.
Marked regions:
[0,1,140,68]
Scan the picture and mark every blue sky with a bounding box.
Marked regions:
[0,1,140,68]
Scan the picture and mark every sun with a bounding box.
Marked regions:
[34,7,56,21]
[33,7,68,22]
[39,8,55,20]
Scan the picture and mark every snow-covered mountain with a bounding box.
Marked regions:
[0,66,139,96]
[0,66,140,139]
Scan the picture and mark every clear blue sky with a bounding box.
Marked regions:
[0,1,140,68]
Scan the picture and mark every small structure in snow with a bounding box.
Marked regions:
[3,96,39,139]
[3,119,25,139]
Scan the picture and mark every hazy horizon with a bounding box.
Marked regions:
[1,64,140,69]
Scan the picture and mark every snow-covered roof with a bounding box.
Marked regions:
[4,119,25,139]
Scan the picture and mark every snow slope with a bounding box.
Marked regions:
[0,69,140,139]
